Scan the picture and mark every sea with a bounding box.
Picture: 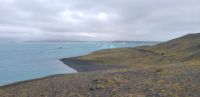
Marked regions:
[0,41,158,86]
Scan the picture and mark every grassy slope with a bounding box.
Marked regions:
[145,33,200,65]
[0,33,200,97]
[146,33,200,59]
[78,48,178,67]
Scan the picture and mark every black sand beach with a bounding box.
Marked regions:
[60,58,126,72]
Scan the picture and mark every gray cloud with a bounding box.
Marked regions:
[0,0,200,41]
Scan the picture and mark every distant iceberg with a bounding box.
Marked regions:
[96,42,116,49]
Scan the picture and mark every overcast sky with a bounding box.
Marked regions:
[0,0,200,41]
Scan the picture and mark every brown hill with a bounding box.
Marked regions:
[146,33,200,59]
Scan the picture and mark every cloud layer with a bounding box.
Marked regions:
[0,0,200,41]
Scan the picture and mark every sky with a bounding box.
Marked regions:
[0,0,200,41]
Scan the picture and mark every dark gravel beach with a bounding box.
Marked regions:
[60,58,126,72]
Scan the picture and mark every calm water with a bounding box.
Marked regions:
[0,41,158,86]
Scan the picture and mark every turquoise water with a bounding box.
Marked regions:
[0,41,157,86]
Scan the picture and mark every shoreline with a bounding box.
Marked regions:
[60,57,125,72]
[0,57,121,87]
